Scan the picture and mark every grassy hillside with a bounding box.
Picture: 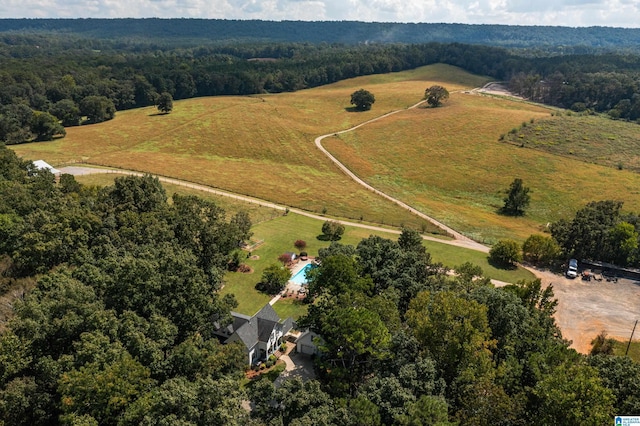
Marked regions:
[13,64,485,233]
[323,94,640,243]
[502,114,640,172]
[17,63,640,244]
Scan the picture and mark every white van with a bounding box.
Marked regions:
[566,259,578,278]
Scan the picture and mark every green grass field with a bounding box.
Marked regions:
[323,94,640,243]
[503,113,640,172]
[612,339,640,363]
[14,63,640,245]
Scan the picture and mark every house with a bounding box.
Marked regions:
[296,329,323,356]
[213,303,293,365]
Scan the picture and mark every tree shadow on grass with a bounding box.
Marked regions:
[316,234,343,242]
[487,257,519,271]
[148,112,169,117]
[344,106,367,113]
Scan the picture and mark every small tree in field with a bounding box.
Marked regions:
[322,220,345,241]
[156,92,174,114]
[424,85,449,107]
[350,89,375,111]
[294,240,307,252]
[502,178,530,216]
[489,239,522,268]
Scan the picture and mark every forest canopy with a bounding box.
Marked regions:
[0,146,637,424]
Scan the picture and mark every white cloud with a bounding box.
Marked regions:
[1,0,639,27]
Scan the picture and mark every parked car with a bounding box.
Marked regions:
[566,259,578,278]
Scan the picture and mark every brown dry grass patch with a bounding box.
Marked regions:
[12,64,484,232]
[324,92,640,243]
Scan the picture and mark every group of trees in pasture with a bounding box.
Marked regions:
[492,199,640,270]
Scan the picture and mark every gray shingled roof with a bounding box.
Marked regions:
[219,304,291,351]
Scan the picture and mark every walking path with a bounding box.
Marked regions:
[313,98,487,249]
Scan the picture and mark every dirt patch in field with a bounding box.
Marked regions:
[237,264,254,274]
[530,268,640,353]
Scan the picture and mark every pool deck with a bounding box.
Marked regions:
[268,259,313,306]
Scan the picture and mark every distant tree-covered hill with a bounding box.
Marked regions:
[3,18,640,50]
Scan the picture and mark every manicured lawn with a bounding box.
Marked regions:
[272,297,308,321]
[221,213,398,316]
[423,240,535,283]
[223,213,535,316]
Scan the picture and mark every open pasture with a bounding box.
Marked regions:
[503,113,640,172]
[11,64,486,233]
[323,92,640,243]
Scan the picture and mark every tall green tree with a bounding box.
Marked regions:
[256,264,291,295]
[501,178,530,216]
[488,239,522,268]
[423,85,449,107]
[156,92,173,114]
[532,362,614,425]
[350,88,375,111]
[50,99,80,127]
[322,220,345,241]
[79,96,115,123]
[406,291,494,388]
[30,111,65,141]
[522,234,561,266]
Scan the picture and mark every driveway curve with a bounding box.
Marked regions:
[314,99,488,252]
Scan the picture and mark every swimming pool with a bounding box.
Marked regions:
[290,263,316,285]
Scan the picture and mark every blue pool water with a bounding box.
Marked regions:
[290,263,316,285]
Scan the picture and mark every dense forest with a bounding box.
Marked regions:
[2,20,640,145]
[0,144,639,424]
[3,19,640,49]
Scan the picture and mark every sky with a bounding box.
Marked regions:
[1,0,640,28]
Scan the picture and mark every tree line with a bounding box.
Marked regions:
[2,35,640,144]
[4,19,640,49]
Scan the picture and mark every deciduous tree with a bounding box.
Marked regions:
[350,88,375,111]
[501,178,530,216]
[256,264,291,295]
[424,85,449,107]
[522,234,560,266]
[489,239,522,268]
[321,220,345,241]
[156,92,173,114]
